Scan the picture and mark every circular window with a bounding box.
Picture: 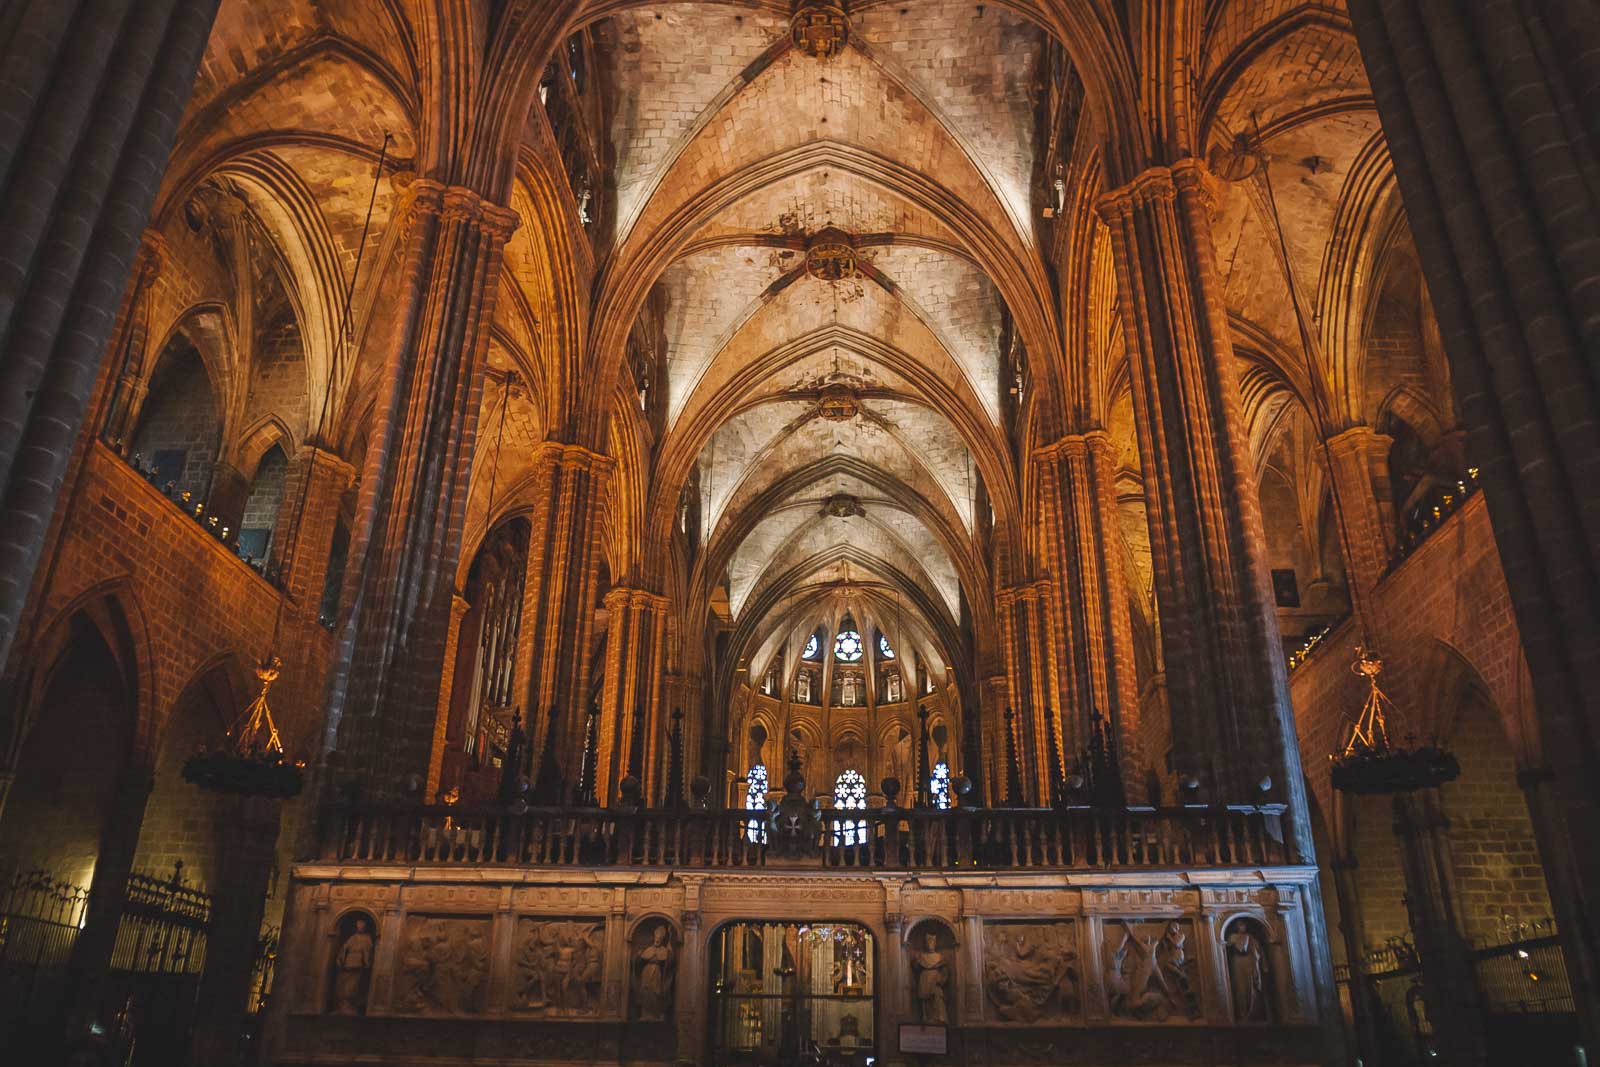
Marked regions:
[834,629,863,662]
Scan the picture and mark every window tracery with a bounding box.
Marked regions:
[745,764,768,844]
[832,769,867,846]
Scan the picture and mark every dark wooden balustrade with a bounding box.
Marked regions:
[315,802,1296,872]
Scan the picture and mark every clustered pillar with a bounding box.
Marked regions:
[1035,430,1143,799]
[513,443,615,799]
[1346,0,1600,1041]
[325,180,517,795]
[597,586,667,804]
[0,0,224,668]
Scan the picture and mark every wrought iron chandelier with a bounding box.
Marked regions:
[1328,647,1460,795]
[182,657,305,797]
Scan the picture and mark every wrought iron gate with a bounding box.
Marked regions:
[0,869,89,1060]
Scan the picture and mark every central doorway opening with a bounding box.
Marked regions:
[709,920,876,1066]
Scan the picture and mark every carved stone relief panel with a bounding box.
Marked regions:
[981,921,1081,1023]
[1102,919,1202,1023]
[515,918,606,1016]
[393,915,491,1015]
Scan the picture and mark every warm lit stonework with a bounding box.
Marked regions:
[1,2,1596,1066]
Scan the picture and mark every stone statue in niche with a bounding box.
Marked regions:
[910,929,951,1024]
[517,919,605,1015]
[1105,919,1201,1023]
[331,914,376,1014]
[982,923,1079,1022]
[633,922,677,1021]
[396,916,489,1015]
[1224,918,1274,1023]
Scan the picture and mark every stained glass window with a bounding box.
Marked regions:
[745,764,768,843]
[834,629,863,662]
[878,633,894,659]
[802,633,821,660]
[832,769,867,846]
[931,761,951,810]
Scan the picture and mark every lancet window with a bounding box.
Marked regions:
[832,769,867,846]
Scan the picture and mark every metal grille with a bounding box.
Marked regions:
[0,869,89,1056]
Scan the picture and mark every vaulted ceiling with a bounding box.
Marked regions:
[597,1,1049,692]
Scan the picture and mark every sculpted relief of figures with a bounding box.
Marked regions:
[1105,920,1202,1023]
[982,922,1080,1023]
[396,916,489,1015]
[517,919,605,1015]
[632,920,678,1022]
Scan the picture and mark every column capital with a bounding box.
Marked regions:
[534,440,617,480]
[1323,425,1394,463]
[602,585,669,613]
[1094,157,1214,222]
[290,445,357,496]
[996,580,1050,608]
[1032,428,1115,464]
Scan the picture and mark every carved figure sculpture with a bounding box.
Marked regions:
[635,924,676,1021]
[332,917,375,1014]
[912,931,949,1024]
[1226,922,1270,1022]
[984,926,1078,1022]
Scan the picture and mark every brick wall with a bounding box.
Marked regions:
[1289,493,1548,952]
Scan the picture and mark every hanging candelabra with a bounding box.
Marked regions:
[1242,120,1460,796]
[182,656,304,797]
[1329,647,1459,795]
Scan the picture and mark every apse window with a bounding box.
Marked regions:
[877,633,894,659]
[802,633,822,661]
[834,629,863,663]
[832,769,868,846]
[931,761,951,810]
[744,764,768,844]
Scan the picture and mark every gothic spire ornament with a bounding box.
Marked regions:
[791,0,849,60]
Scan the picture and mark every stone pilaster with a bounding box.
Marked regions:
[64,765,155,1038]
[189,797,282,1065]
[0,0,223,669]
[1321,427,1395,609]
[1392,790,1487,1065]
[514,443,615,795]
[1034,430,1144,796]
[426,593,473,800]
[1347,8,1600,1043]
[597,586,667,804]
[996,581,1053,802]
[324,181,517,794]
[1095,160,1301,812]
[269,447,355,620]
[100,232,167,451]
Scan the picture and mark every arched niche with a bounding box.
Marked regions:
[905,917,958,1026]
[1222,916,1279,1024]
[326,909,378,1016]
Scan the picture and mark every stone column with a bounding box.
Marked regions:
[324,182,517,794]
[1392,790,1487,1065]
[1034,431,1144,796]
[0,0,224,668]
[64,765,155,1037]
[189,797,282,1065]
[1094,160,1303,813]
[1096,159,1341,1059]
[205,460,252,536]
[1321,427,1395,609]
[1347,4,1600,1046]
[597,587,667,804]
[514,443,615,796]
